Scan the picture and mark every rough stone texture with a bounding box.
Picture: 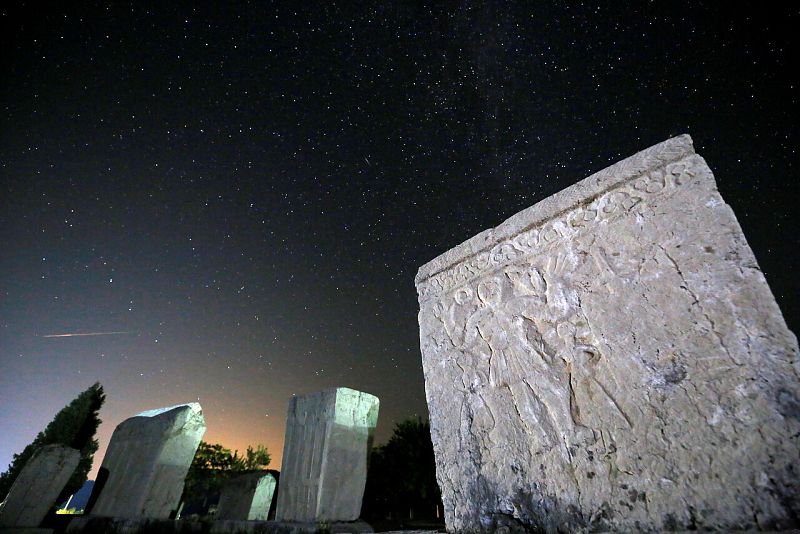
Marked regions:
[275,388,379,523]
[89,403,205,519]
[415,135,800,533]
[210,520,374,533]
[215,472,276,521]
[0,444,80,528]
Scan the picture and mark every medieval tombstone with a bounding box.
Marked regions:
[215,471,276,521]
[275,387,379,522]
[0,444,80,528]
[415,135,799,532]
[88,403,206,519]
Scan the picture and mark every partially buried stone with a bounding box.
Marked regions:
[215,471,276,521]
[0,444,80,528]
[415,134,800,532]
[88,403,205,519]
[275,387,379,522]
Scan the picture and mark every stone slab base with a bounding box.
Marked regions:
[66,516,373,533]
[211,520,373,533]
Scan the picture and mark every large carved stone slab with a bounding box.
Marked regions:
[0,444,80,527]
[275,387,379,522]
[89,403,205,519]
[216,472,276,521]
[416,135,800,532]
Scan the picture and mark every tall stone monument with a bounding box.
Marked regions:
[89,403,205,519]
[415,135,799,532]
[216,471,276,521]
[275,387,379,522]
[0,444,80,528]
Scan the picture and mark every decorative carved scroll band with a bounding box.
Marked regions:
[417,154,703,302]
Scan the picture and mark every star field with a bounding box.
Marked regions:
[1,3,797,473]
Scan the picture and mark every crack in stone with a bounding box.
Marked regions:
[659,245,741,367]
[593,379,634,429]
[567,367,582,427]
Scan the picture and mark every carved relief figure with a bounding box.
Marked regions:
[557,315,633,432]
[504,260,591,452]
[432,248,634,463]
[463,277,526,389]
[456,277,567,457]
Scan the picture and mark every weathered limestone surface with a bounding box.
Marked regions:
[215,472,276,521]
[275,387,379,522]
[415,135,800,532]
[90,403,205,519]
[0,444,80,527]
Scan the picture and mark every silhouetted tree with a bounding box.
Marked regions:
[0,382,105,502]
[239,444,271,471]
[362,417,442,523]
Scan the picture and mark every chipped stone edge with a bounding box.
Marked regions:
[414,134,695,290]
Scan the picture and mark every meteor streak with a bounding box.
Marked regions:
[38,331,133,338]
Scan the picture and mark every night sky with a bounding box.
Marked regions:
[1,3,797,475]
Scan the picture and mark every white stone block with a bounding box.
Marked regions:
[90,403,205,519]
[275,388,379,522]
[0,444,80,527]
[416,135,800,532]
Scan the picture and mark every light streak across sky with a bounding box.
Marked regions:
[37,332,133,338]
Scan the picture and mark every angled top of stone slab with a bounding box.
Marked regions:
[290,387,379,427]
[415,134,695,291]
[110,402,205,444]
[133,402,202,418]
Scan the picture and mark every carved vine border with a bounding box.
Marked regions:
[417,154,704,303]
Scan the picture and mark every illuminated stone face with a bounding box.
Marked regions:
[89,403,205,519]
[216,472,276,521]
[275,387,379,522]
[0,444,80,528]
[416,135,800,532]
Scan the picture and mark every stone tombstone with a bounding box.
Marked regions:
[275,387,379,522]
[90,403,206,519]
[415,135,800,532]
[0,444,80,527]
[215,472,276,521]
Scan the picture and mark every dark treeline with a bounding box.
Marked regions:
[362,417,443,527]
